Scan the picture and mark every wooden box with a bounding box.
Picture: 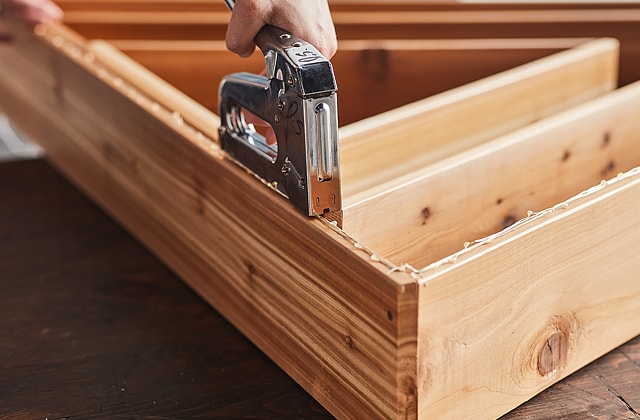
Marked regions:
[1,2,640,418]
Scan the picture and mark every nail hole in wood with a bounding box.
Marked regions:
[496,198,503,205]
[561,150,570,162]
[421,207,431,225]
[387,310,394,321]
[602,131,611,148]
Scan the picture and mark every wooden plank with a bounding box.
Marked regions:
[416,166,640,419]
[0,23,419,419]
[339,37,618,199]
[343,80,640,268]
[112,38,590,126]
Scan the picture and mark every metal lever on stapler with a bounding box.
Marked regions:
[218,0,342,218]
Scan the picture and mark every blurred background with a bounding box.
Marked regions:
[0,114,42,161]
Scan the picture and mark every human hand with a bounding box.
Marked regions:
[225,0,337,59]
[0,0,63,25]
[0,0,62,42]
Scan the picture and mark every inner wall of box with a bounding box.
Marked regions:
[110,40,578,127]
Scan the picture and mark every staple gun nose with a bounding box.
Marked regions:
[218,1,342,219]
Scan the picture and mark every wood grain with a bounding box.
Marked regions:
[0,159,331,419]
[332,7,640,87]
[505,339,640,419]
[417,169,640,418]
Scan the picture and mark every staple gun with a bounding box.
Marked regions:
[218,0,342,220]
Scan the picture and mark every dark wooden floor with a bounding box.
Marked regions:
[1,159,639,419]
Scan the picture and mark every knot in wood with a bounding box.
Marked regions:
[516,314,577,383]
[537,331,567,376]
[536,317,573,377]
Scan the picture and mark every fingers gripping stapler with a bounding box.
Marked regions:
[219,1,342,224]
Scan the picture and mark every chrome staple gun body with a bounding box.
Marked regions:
[219,1,341,218]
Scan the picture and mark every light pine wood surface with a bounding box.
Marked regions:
[417,169,640,418]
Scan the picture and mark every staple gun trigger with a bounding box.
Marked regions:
[219,0,342,220]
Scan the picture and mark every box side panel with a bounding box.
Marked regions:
[417,171,640,419]
[346,79,640,268]
[0,24,419,419]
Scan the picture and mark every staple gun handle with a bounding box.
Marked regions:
[219,73,277,161]
[219,0,341,218]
